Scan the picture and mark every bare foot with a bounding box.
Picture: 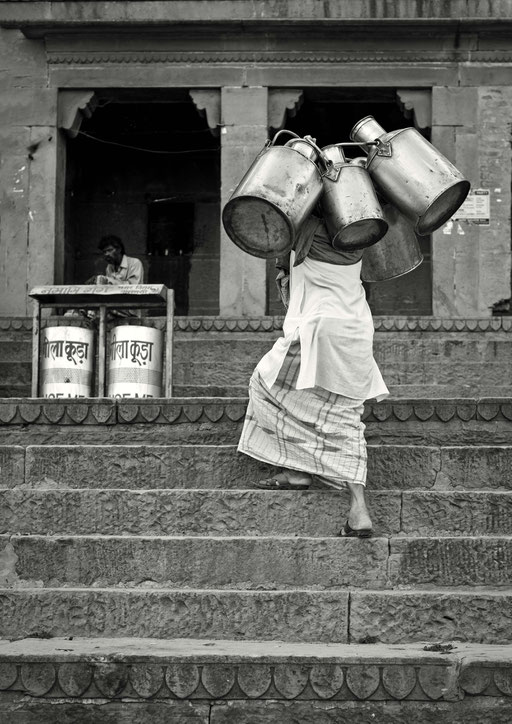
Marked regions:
[346,482,373,531]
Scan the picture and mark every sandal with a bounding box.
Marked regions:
[339,521,373,538]
[252,477,311,490]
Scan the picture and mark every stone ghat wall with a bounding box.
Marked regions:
[0,1,511,318]
[1,316,511,397]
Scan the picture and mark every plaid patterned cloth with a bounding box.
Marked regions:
[238,343,367,489]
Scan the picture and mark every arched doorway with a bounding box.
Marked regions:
[267,88,432,317]
[64,89,220,315]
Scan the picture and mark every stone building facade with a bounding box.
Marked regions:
[0,0,510,318]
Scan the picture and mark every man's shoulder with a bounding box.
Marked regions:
[124,255,145,283]
[125,255,143,269]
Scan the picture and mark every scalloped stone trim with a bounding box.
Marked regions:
[0,648,509,702]
[1,317,511,333]
[46,50,512,66]
[1,398,512,425]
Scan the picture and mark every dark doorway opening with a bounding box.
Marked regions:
[65,90,220,315]
[147,200,194,314]
[266,88,432,317]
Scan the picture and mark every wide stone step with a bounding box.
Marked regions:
[349,589,512,645]
[3,443,511,491]
[171,383,511,397]
[1,398,511,447]
[1,379,509,399]
[1,638,512,723]
[0,588,349,642]
[0,489,400,537]
[3,535,512,589]
[2,444,275,490]
[401,491,512,535]
[1,587,511,644]
[2,489,512,537]
[2,535,390,589]
[390,536,512,586]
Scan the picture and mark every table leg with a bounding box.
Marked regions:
[165,289,174,398]
[97,305,107,397]
[31,300,41,397]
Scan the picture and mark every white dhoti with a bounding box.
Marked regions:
[238,342,368,488]
[238,254,388,488]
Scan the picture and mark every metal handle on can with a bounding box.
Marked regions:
[374,138,393,157]
[270,129,301,146]
[318,141,378,180]
[299,136,340,182]
[335,142,379,148]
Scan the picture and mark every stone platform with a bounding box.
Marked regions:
[1,316,512,398]
[1,639,512,723]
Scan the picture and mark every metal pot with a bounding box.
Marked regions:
[350,116,470,236]
[361,202,423,282]
[320,144,388,251]
[222,132,324,259]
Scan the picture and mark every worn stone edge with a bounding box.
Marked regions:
[0,400,117,426]
[0,651,503,701]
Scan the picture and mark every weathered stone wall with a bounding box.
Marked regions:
[478,86,512,311]
[0,1,511,317]
[432,86,512,316]
[0,28,58,316]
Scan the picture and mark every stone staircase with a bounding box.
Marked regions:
[1,393,512,720]
[1,317,512,721]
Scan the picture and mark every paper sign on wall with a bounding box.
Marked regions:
[452,189,490,226]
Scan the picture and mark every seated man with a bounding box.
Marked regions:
[96,235,144,286]
[65,235,144,318]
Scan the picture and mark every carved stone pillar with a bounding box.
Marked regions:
[218,86,268,316]
[217,87,305,316]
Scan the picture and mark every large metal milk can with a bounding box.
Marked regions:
[320,144,388,250]
[350,116,470,236]
[222,131,324,258]
[361,201,423,282]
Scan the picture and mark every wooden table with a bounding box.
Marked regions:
[28,284,174,398]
